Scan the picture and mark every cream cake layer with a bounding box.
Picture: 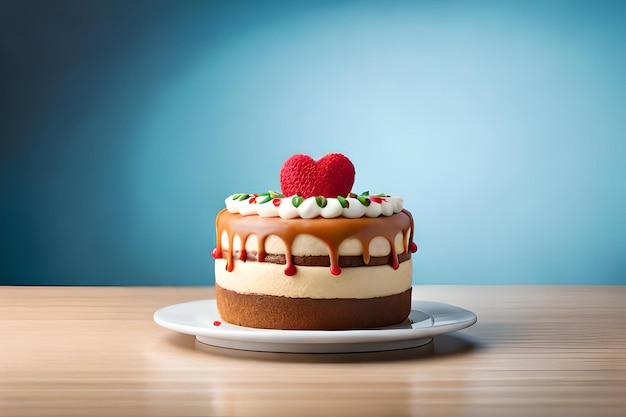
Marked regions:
[214,259,413,299]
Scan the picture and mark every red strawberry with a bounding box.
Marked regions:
[280,153,355,198]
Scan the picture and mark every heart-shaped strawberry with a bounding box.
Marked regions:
[280,153,355,198]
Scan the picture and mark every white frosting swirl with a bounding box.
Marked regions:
[225,194,404,219]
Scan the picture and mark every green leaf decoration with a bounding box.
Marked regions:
[357,195,371,206]
[269,190,285,199]
[315,196,328,208]
[257,195,272,204]
[237,193,250,201]
[337,195,348,208]
[292,195,304,207]
[375,193,390,197]
[360,191,370,196]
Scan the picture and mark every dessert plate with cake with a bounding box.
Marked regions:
[154,299,477,353]
[154,153,477,352]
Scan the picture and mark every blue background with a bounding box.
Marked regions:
[1,0,624,286]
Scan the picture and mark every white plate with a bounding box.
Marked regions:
[154,300,477,353]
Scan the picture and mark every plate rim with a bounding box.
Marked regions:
[153,299,477,346]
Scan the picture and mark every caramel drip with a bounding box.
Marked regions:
[401,209,417,252]
[215,209,415,276]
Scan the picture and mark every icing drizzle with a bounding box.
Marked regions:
[213,209,418,276]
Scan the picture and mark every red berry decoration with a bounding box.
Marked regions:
[279,153,355,198]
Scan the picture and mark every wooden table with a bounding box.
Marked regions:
[1,286,625,417]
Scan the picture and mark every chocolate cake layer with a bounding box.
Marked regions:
[215,284,413,330]
[225,250,411,267]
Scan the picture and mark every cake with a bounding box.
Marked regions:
[212,153,418,330]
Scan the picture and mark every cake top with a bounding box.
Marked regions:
[214,153,417,276]
[224,153,404,219]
